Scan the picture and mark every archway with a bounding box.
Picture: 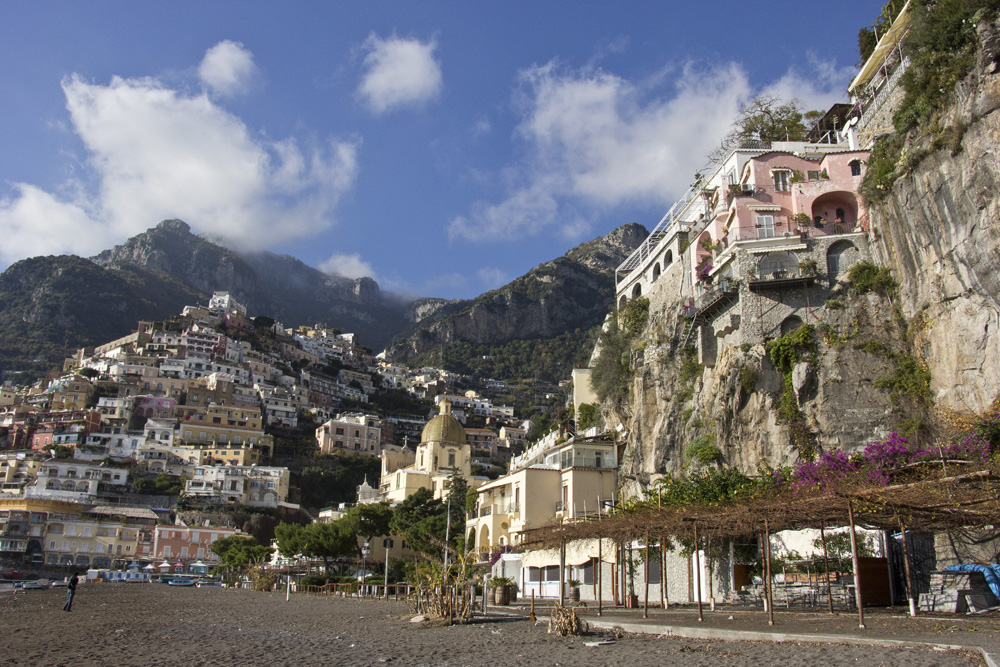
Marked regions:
[631,284,641,298]
[780,315,804,336]
[479,525,491,550]
[619,295,627,310]
[827,239,859,280]
[811,191,858,232]
[652,262,661,281]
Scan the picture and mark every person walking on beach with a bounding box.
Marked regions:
[63,572,78,612]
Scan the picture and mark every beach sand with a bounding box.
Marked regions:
[0,584,988,666]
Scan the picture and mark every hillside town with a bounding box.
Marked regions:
[0,288,537,577]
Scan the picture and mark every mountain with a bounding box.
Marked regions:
[91,220,412,348]
[0,219,646,383]
[390,222,648,382]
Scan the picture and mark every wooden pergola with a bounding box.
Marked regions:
[521,463,1000,628]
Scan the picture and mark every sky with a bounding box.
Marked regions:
[0,1,880,300]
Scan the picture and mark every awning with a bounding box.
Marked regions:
[520,538,618,568]
[849,0,912,93]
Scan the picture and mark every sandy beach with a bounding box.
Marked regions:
[0,584,990,666]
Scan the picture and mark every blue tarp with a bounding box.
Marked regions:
[944,564,1000,600]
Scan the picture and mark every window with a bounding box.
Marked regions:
[755,215,775,239]
[850,160,862,176]
[807,170,820,181]
[448,451,456,467]
[772,170,790,191]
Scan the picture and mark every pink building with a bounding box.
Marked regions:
[153,524,244,565]
[691,150,868,286]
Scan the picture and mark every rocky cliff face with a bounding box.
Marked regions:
[867,23,1000,414]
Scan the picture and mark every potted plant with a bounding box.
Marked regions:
[798,259,818,277]
[791,213,811,230]
[567,578,582,602]
[489,576,517,605]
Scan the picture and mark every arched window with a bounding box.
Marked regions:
[664,249,673,266]
[757,252,799,280]
[632,284,641,298]
[652,263,661,281]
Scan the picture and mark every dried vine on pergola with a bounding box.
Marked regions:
[521,464,1000,549]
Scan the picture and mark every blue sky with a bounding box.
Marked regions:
[0,1,879,300]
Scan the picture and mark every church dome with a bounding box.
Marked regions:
[421,400,467,445]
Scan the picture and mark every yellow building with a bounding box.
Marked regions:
[178,403,273,459]
[466,433,617,556]
[379,400,482,503]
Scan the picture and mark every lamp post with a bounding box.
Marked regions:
[361,541,370,597]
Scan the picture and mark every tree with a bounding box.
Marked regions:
[709,95,816,163]
[390,487,448,557]
[345,502,394,557]
[211,535,273,570]
[274,522,307,559]
[577,403,600,431]
[444,474,468,543]
[302,521,356,573]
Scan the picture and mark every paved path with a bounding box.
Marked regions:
[502,601,1000,666]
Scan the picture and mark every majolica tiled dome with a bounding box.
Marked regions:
[421,400,467,444]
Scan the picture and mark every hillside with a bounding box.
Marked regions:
[0,254,204,379]
[391,222,648,382]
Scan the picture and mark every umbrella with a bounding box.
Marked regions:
[127,562,139,568]
[143,564,155,570]
[157,562,171,569]
[191,560,207,568]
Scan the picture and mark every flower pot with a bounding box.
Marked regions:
[625,594,639,608]
[494,587,510,606]
[569,587,580,602]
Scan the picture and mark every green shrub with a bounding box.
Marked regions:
[825,299,843,310]
[848,261,897,296]
[739,366,757,395]
[685,434,722,466]
[876,352,932,404]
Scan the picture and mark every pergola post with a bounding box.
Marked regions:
[819,520,835,614]
[763,520,774,626]
[643,531,650,619]
[597,538,603,616]
[899,519,918,617]
[559,538,566,607]
[847,500,866,629]
[661,536,668,609]
[694,522,703,622]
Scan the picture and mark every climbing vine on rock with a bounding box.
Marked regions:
[766,324,818,460]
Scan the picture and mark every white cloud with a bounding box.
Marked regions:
[198,40,257,97]
[476,267,507,289]
[0,183,103,263]
[450,57,852,243]
[357,34,442,114]
[0,56,358,268]
[319,252,375,280]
